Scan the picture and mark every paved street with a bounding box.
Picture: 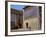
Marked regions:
[11,28,31,32]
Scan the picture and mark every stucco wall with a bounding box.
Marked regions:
[23,17,40,31]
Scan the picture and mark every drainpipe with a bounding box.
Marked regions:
[22,9,27,30]
[22,9,24,29]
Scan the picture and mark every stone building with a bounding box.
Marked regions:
[11,8,23,29]
[23,6,41,30]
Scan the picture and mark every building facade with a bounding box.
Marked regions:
[23,6,41,30]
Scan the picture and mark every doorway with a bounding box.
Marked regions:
[26,22,28,28]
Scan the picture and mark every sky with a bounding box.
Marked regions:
[11,5,26,10]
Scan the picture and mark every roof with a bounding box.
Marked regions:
[11,8,23,16]
[23,6,32,9]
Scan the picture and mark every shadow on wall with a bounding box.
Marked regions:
[11,8,23,29]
